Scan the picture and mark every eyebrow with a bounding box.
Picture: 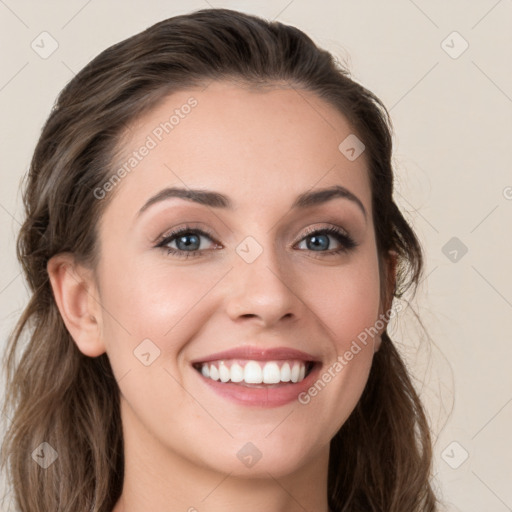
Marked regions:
[136,184,367,219]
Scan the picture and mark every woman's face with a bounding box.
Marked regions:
[90,81,388,478]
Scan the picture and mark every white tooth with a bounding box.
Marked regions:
[230,363,244,383]
[219,362,230,382]
[290,363,300,383]
[209,364,220,381]
[244,361,263,384]
[262,362,281,384]
[280,362,291,382]
[201,364,210,378]
[299,364,306,381]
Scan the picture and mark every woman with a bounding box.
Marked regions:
[1,8,438,511]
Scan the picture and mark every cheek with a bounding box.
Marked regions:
[294,249,381,425]
[304,249,382,348]
[96,251,224,366]
[98,239,381,365]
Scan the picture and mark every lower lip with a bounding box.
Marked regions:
[195,364,322,407]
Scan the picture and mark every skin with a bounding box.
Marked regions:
[48,81,396,512]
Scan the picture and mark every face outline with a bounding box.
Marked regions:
[49,80,395,492]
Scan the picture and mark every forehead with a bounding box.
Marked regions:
[106,80,372,218]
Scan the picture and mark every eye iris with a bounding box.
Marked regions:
[177,233,200,251]
[307,234,329,251]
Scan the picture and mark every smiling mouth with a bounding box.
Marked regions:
[192,359,316,386]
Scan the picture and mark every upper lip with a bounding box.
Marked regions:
[191,346,321,364]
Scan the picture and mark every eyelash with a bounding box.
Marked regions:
[155,224,358,259]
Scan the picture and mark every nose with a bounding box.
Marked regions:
[224,240,303,328]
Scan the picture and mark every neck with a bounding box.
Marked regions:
[112,400,330,512]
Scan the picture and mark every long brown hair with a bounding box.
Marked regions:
[1,8,438,511]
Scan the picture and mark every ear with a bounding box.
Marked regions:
[374,250,398,352]
[47,253,106,357]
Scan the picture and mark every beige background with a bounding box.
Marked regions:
[1,1,511,510]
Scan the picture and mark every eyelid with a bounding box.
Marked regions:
[293,224,357,253]
[294,223,351,243]
[154,222,352,247]
[153,223,220,246]
[154,222,357,261]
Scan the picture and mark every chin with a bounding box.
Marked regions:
[196,434,325,479]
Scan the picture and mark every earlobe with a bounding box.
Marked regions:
[47,253,106,357]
